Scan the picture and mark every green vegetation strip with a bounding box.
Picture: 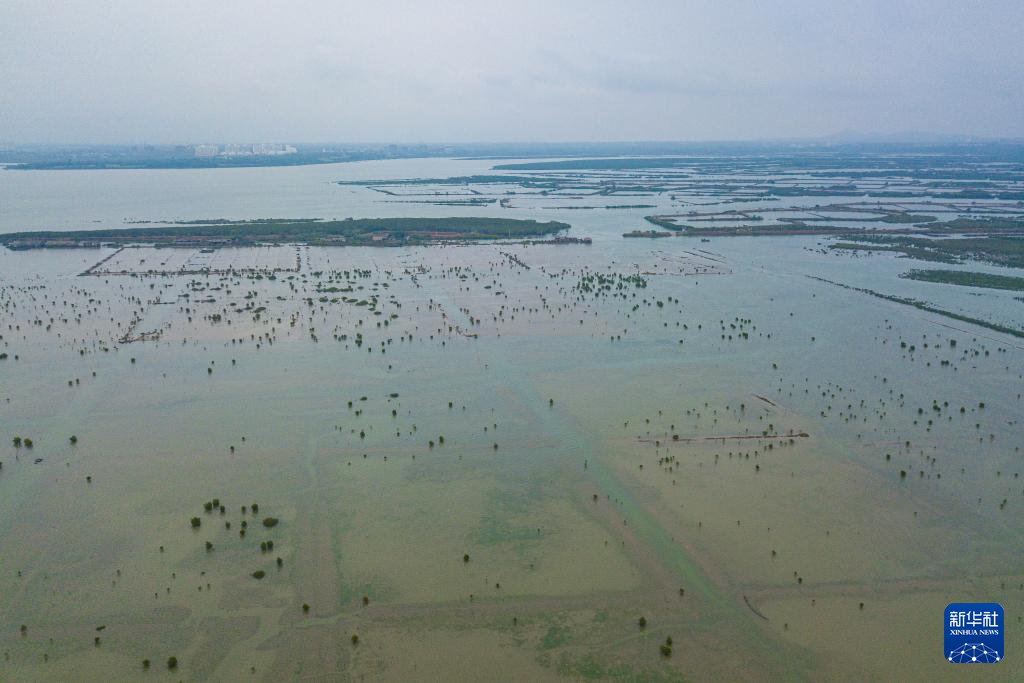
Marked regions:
[809,276,1024,338]
[901,269,1024,291]
[830,242,957,263]
[830,233,1024,268]
[1,217,569,248]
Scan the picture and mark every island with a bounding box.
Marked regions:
[0,217,571,249]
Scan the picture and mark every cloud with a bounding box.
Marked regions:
[1,0,1021,142]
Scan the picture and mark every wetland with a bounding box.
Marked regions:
[1,147,1022,681]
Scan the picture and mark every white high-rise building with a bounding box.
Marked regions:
[193,144,219,157]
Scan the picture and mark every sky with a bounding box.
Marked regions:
[1,0,1022,144]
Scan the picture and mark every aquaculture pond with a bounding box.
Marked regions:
[1,154,1022,681]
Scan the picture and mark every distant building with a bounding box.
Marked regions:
[252,143,296,156]
[223,143,250,157]
[194,143,297,158]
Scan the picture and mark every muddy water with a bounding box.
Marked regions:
[0,160,1022,681]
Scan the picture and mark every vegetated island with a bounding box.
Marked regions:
[644,214,1024,268]
[900,269,1024,291]
[623,230,673,238]
[644,215,1024,239]
[0,217,575,250]
[829,233,1024,268]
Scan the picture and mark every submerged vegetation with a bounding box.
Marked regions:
[810,276,1024,338]
[1,148,1022,681]
[831,234,1024,268]
[900,269,1024,291]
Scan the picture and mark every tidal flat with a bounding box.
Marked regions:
[1,152,1023,681]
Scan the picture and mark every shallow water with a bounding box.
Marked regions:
[0,158,1022,681]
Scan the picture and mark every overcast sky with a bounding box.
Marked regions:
[2,0,1022,143]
